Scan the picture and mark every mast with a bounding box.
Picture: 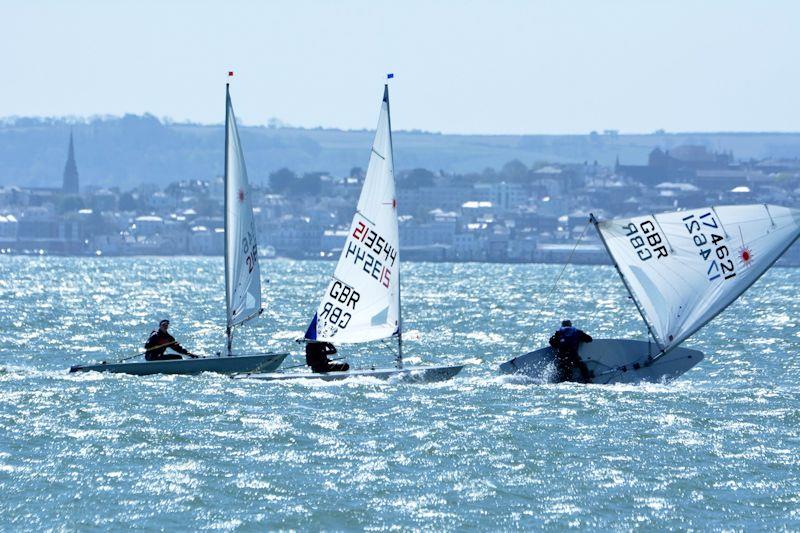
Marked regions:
[303,79,400,350]
[590,213,665,353]
[224,83,233,356]
[384,82,403,369]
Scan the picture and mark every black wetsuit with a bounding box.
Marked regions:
[144,330,194,361]
[305,342,350,373]
[549,326,593,383]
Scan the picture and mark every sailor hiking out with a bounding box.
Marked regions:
[144,320,198,361]
[549,320,593,383]
[67,83,290,376]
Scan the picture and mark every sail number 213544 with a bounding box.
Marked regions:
[683,212,735,281]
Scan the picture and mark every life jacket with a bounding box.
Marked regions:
[556,326,581,354]
[145,330,174,350]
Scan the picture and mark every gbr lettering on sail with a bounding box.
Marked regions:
[621,211,737,282]
[622,219,669,261]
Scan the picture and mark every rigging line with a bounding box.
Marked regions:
[529,220,591,345]
[737,226,793,247]
[710,206,729,238]
[764,204,776,227]
[226,351,286,356]
[658,212,780,227]
[229,353,284,377]
[383,336,416,356]
[355,210,376,226]
[111,341,178,363]
[593,215,664,350]
[330,274,350,286]
[230,307,263,330]
[651,213,674,253]
[234,356,347,377]
[661,216,777,227]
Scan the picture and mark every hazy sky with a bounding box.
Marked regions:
[3,0,800,134]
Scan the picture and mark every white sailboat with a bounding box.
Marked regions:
[501,204,800,384]
[71,83,287,375]
[240,83,463,382]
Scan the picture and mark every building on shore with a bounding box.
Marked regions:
[63,132,80,195]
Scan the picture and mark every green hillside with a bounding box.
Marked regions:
[2,115,800,189]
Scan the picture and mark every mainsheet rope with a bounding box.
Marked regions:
[528,220,591,347]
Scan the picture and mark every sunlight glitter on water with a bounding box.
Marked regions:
[1,257,800,529]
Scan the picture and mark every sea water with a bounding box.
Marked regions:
[1,256,799,530]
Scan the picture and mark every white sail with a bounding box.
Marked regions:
[225,86,262,329]
[596,204,800,352]
[305,85,400,343]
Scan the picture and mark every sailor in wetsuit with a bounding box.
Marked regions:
[144,319,198,361]
[549,319,593,383]
[305,341,350,373]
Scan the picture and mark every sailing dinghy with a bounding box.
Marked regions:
[500,204,800,384]
[237,84,463,383]
[70,83,287,376]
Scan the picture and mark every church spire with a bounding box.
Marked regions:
[62,131,79,195]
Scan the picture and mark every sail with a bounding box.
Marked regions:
[305,85,400,343]
[596,204,800,352]
[225,86,262,328]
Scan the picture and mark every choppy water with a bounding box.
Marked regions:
[2,256,800,530]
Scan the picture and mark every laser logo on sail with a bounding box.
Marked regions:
[738,246,754,268]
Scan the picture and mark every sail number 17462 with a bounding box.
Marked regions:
[683,212,735,281]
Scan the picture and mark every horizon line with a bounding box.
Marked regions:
[2,114,800,138]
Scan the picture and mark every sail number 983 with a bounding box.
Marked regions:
[242,226,258,273]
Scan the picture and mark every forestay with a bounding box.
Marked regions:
[305,86,400,343]
[596,204,800,352]
[225,86,261,328]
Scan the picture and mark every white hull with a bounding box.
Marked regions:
[234,364,464,383]
[499,339,703,384]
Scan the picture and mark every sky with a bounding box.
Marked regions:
[3,0,800,135]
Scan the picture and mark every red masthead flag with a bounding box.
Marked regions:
[228,71,234,77]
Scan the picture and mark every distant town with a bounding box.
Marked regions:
[2,132,800,265]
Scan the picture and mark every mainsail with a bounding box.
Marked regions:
[224,85,262,334]
[595,204,800,352]
[305,85,400,343]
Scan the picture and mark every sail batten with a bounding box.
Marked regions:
[305,85,400,344]
[596,204,800,352]
[224,86,262,331]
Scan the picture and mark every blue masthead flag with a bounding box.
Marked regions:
[387,73,394,79]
